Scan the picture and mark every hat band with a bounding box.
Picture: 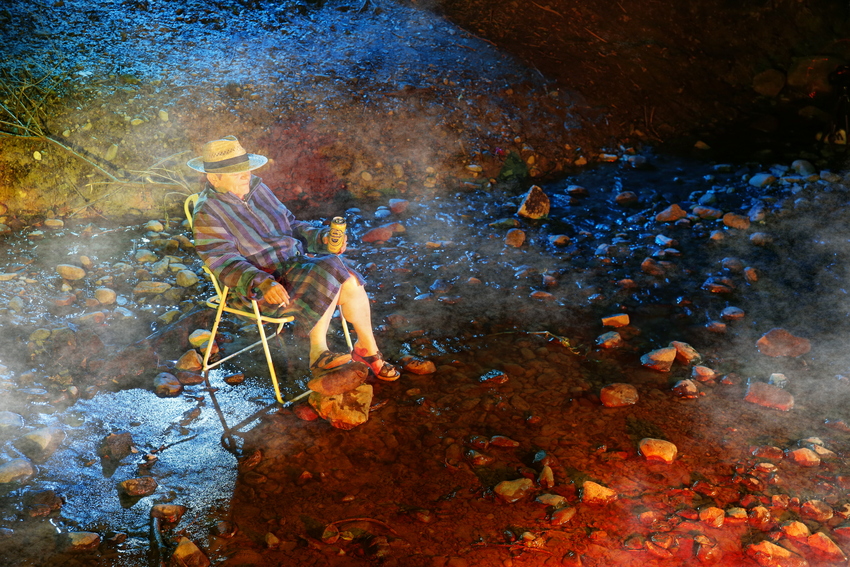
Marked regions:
[204,154,249,172]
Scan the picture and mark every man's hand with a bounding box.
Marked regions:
[258,279,290,306]
[322,232,347,254]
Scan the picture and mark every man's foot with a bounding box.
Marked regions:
[310,350,352,372]
[352,347,400,381]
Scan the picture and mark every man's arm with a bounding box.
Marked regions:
[192,208,272,299]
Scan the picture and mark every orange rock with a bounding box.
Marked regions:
[756,328,811,357]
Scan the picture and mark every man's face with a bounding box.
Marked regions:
[208,171,251,196]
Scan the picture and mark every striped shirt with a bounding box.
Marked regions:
[191,176,327,300]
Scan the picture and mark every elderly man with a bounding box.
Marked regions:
[187,135,399,381]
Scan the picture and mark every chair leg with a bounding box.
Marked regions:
[339,311,353,351]
[202,287,229,373]
[252,299,284,404]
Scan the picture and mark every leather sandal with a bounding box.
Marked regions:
[352,348,400,381]
[310,350,352,372]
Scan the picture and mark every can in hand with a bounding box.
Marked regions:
[327,216,347,254]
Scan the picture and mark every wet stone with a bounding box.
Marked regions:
[60,531,101,553]
[308,383,373,430]
[505,228,526,247]
[786,447,820,467]
[14,426,65,462]
[133,281,172,294]
[134,249,158,263]
[744,381,794,411]
[800,499,833,522]
[581,481,617,504]
[150,504,187,523]
[807,532,847,563]
[692,205,723,219]
[600,383,638,407]
[639,438,677,463]
[307,362,368,396]
[640,346,677,372]
[494,478,535,503]
[672,379,699,399]
[97,431,134,462]
[118,476,158,496]
[655,204,687,222]
[596,331,622,349]
[176,269,199,287]
[0,458,35,484]
[94,287,117,304]
[170,536,210,567]
[176,350,203,371]
[153,372,183,397]
[56,264,86,280]
[756,328,811,357]
[0,410,24,434]
[722,212,750,230]
[691,366,716,382]
[517,185,550,219]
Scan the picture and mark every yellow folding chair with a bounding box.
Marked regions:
[183,193,352,405]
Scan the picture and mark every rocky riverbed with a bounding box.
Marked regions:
[3,144,850,566]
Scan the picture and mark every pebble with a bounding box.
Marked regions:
[748,173,776,187]
[94,287,117,304]
[517,185,550,219]
[744,381,794,411]
[640,346,677,372]
[56,264,86,280]
[581,481,617,504]
[595,331,622,349]
[599,383,638,407]
[153,372,183,397]
[0,458,35,484]
[505,228,525,247]
[61,531,101,553]
[133,281,172,294]
[756,328,811,357]
[655,204,687,222]
[494,478,535,503]
[601,313,629,327]
[118,476,158,496]
[14,427,65,462]
[638,438,677,463]
[171,537,210,567]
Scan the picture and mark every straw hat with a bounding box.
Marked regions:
[186,135,268,173]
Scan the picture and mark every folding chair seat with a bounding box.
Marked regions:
[183,193,352,405]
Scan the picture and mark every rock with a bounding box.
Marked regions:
[118,476,158,497]
[640,257,665,276]
[750,232,772,246]
[600,383,638,407]
[698,507,725,528]
[692,205,723,219]
[170,536,210,567]
[601,314,629,327]
[490,435,519,447]
[748,173,777,188]
[176,270,199,287]
[505,228,525,247]
[0,411,24,434]
[308,383,373,430]
[722,212,751,230]
[781,521,810,540]
[144,220,164,232]
[720,306,745,321]
[691,366,716,382]
[672,379,699,398]
[786,447,820,467]
[133,281,172,294]
[150,504,187,524]
[638,438,677,463]
[403,358,436,375]
[746,540,806,567]
[94,287,117,304]
[614,191,639,206]
[361,223,401,243]
[581,481,617,504]
[800,499,833,522]
[745,382,794,411]
[767,373,788,388]
[153,372,183,397]
[56,264,86,280]
[175,350,203,371]
[494,478,535,503]
[97,431,134,462]
[0,458,35,484]
[538,465,555,489]
[756,328,811,357]
[14,427,65,462]
[189,329,212,348]
[790,159,816,175]
[549,234,571,246]
[655,204,687,222]
[807,531,846,563]
[640,346,677,372]
[388,199,409,214]
[536,493,565,507]
[61,531,101,553]
[595,331,623,349]
[517,185,550,219]
[135,249,158,263]
[307,362,368,396]
[752,68,786,97]
[550,506,577,525]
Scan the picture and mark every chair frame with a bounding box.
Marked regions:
[184,193,352,405]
